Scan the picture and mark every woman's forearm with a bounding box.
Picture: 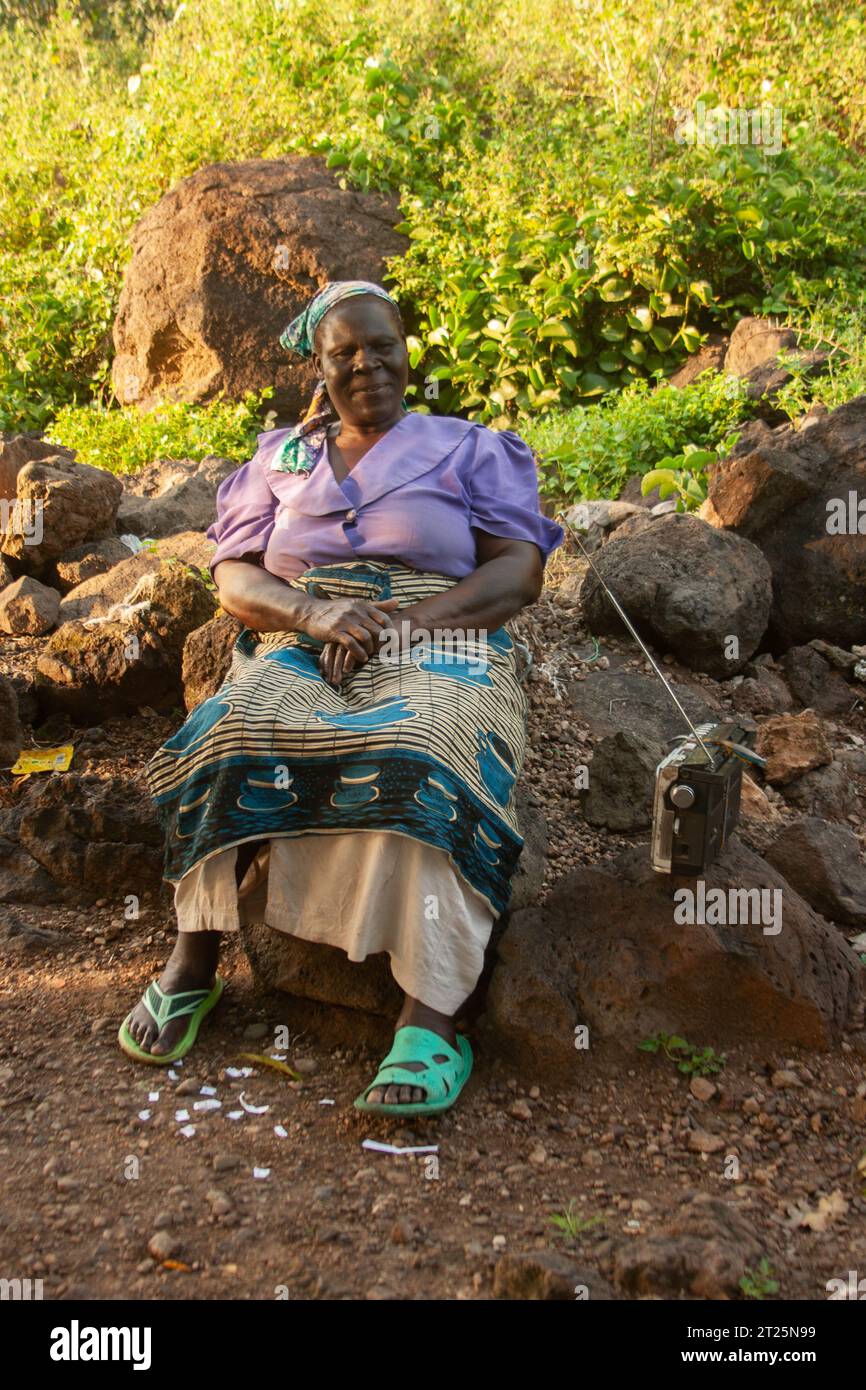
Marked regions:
[213,558,315,633]
[401,555,538,636]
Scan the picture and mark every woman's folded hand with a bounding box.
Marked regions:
[305,595,400,687]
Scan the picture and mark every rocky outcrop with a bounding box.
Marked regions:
[58,532,215,623]
[110,156,409,417]
[579,512,773,677]
[0,434,75,502]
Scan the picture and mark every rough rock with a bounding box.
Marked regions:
[701,395,866,649]
[730,663,793,716]
[0,675,23,767]
[17,773,164,903]
[242,786,548,1017]
[0,434,75,501]
[35,561,217,719]
[780,645,853,717]
[612,1193,764,1300]
[59,533,215,623]
[484,840,863,1077]
[780,760,860,822]
[579,512,772,677]
[1,456,123,574]
[561,499,644,552]
[493,1251,612,1300]
[117,456,237,538]
[568,666,720,745]
[766,817,866,927]
[579,729,664,831]
[665,335,728,388]
[756,710,832,785]
[182,612,243,711]
[111,156,409,417]
[725,318,797,376]
[0,557,12,590]
[0,575,60,635]
[49,536,134,593]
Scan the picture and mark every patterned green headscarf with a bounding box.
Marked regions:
[272,280,408,475]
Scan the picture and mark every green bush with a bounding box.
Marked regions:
[522,371,755,504]
[45,390,273,474]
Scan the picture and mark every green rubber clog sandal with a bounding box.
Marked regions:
[117,974,225,1066]
[353,1025,473,1116]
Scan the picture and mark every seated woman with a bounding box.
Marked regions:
[118,279,564,1116]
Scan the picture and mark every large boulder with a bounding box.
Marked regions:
[1,455,123,575]
[242,785,548,1018]
[35,561,217,719]
[484,840,864,1077]
[701,395,866,648]
[110,156,409,417]
[579,512,773,677]
[722,316,828,420]
[579,729,664,831]
[117,456,237,538]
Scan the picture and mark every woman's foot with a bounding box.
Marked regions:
[365,995,459,1106]
[126,931,220,1057]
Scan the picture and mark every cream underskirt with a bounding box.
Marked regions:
[173,830,497,1016]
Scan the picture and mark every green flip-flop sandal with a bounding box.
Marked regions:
[353,1024,473,1116]
[117,974,225,1066]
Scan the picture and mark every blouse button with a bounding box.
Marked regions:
[345,508,357,523]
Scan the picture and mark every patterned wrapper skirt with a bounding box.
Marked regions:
[145,560,530,1006]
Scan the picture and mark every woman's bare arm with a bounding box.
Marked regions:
[401,534,544,633]
[213,555,400,663]
[212,556,317,633]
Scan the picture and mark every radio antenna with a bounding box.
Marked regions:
[557,511,715,763]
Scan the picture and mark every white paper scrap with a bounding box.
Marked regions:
[200,1085,217,1096]
[193,1098,222,1112]
[253,1167,271,1180]
[148,1091,160,1103]
[137,1109,151,1121]
[318,1098,336,1106]
[225,1067,254,1079]
[362,1139,439,1156]
[179,1124,196,1138]
[174,1109,190,1122]
[168,1070,179,1081]
[239,1091,269,1115]
[226,1110,244,1121]
[274,1124,288,1138]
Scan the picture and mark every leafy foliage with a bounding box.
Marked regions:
[638,1033,727,1077]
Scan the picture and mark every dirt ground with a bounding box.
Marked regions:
[1,555,865,1302]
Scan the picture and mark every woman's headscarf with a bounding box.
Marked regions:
[271,280,408,475]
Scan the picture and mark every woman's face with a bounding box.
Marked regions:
[311,296,408,429]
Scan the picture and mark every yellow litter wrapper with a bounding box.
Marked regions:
[11,745,74,774]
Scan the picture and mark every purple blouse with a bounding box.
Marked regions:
[206,410,565,581]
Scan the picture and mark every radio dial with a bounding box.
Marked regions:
[669,784,696,809]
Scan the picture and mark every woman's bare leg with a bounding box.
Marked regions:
[364,994,460,1106]
[126,841,263,1056]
